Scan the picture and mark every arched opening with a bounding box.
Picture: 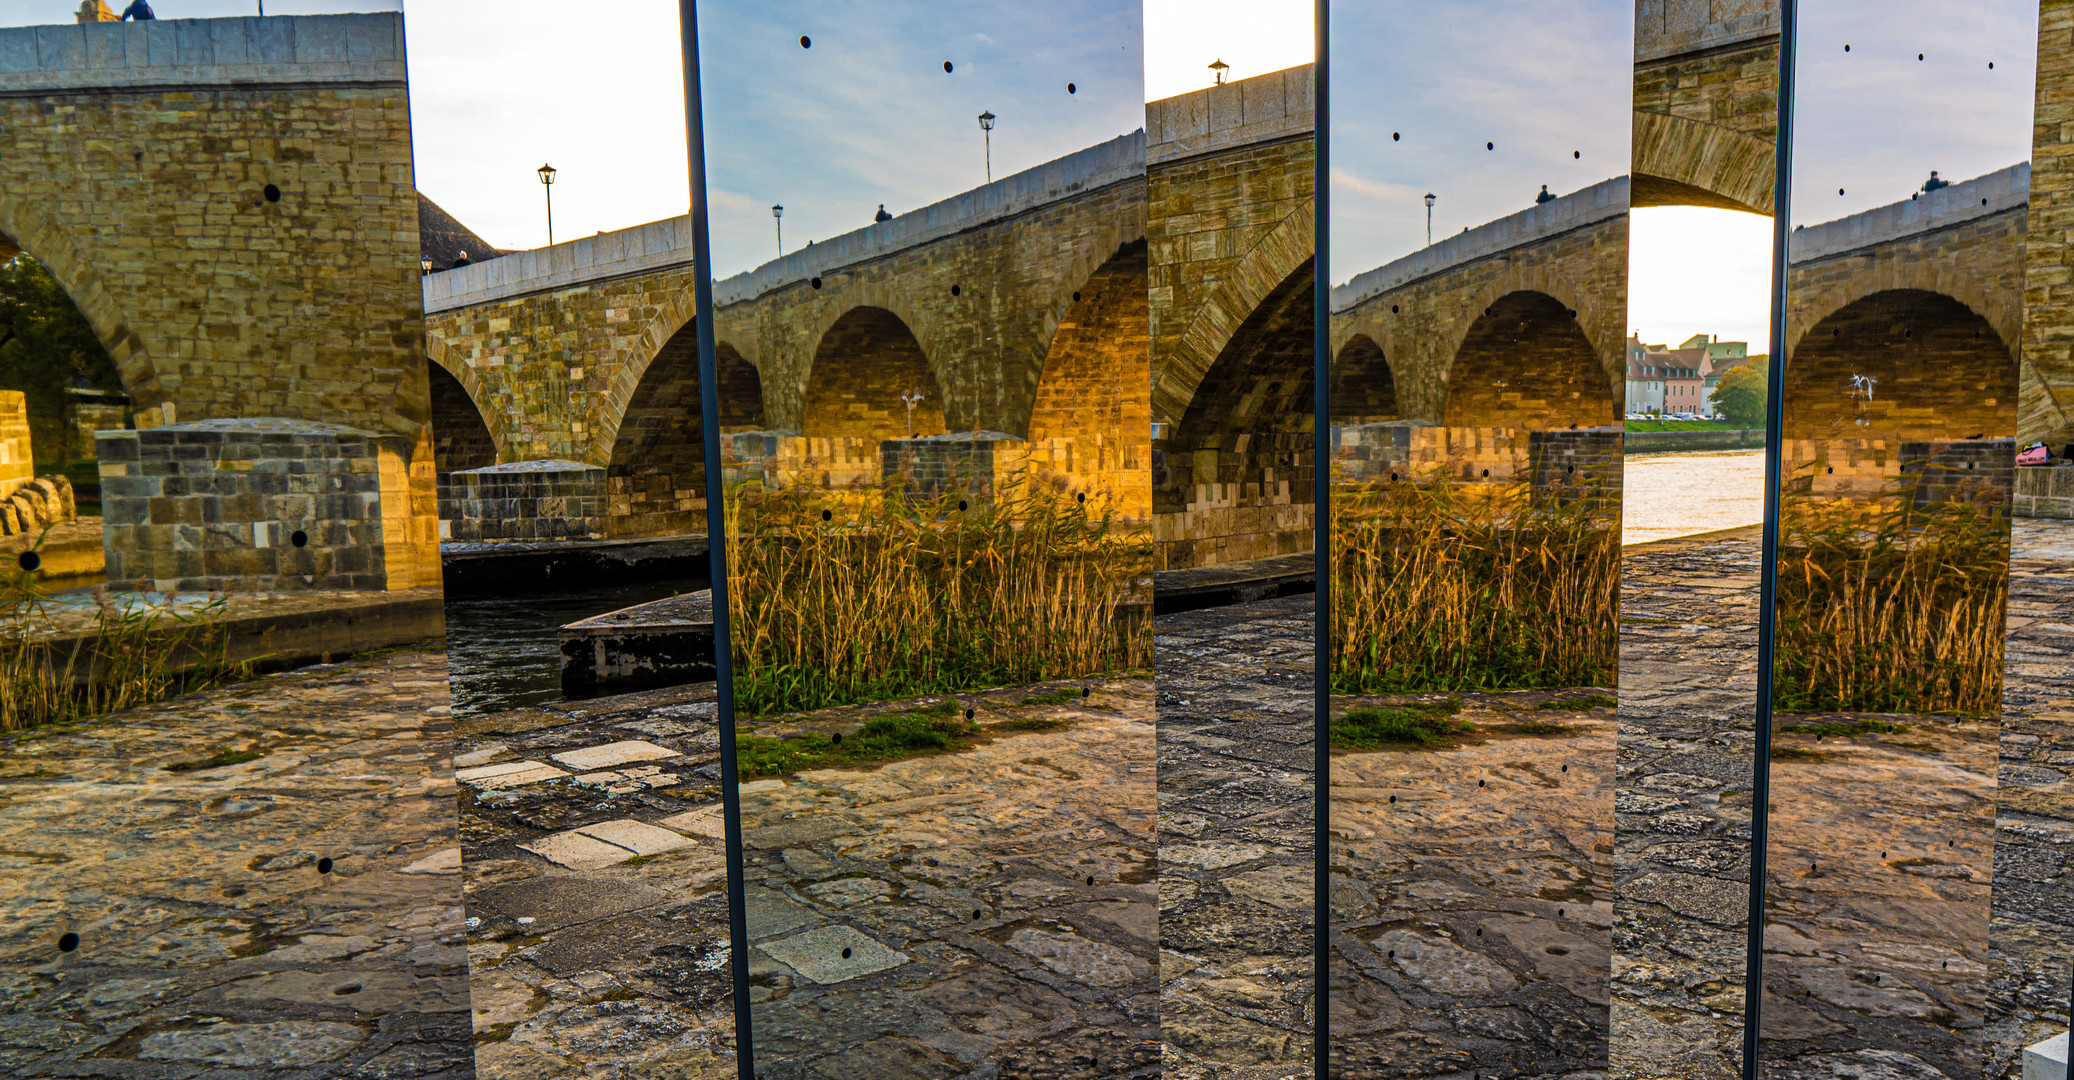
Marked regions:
[715,343,766,433]
[1444,290,1613,429]
[0,251,128,524]
[802,307,946,440]
[607,319,711,539]
[1161,260,1314,567]
[1029,240,1149,442]
[1784,289,2015,442]
[428,361,496,474]
[1331,334,1398,424]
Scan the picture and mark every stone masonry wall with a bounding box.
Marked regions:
[2021,0,2074,448]
[438,460,606,543]
[0,391,31,499]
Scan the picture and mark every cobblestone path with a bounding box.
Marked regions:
[1155,595,1317,1080]
[0,648,473,1078]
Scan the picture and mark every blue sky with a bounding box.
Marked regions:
[1327,0,1632,287]
[1790,0,2037,227]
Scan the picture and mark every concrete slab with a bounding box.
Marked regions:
[452,744,506,768]
[455,760,567,789]
[2025,1032,2067,1080]
[518,830,635,871]
[757,924,908,984]
[576,819,694,857]
[549,740,681,771]
[745,886,821,940]
[399,848,461,874]
[659,806,726,838]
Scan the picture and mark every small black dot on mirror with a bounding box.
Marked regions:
[1388,949,1396,957]
[263,184,280,203]
[1844,43,1851,51]
[1086,875,1095,886]
[841,947,852,959]
[1072,291,1081,302]
[17,551,39,572]
[965,708,974,719]
[972,909,981,920]
[1478,779,1485,787]
[1481,469,1489,477]
[1067,82,1076,94]
[821,509,832,521]
[1389,795,1396,803]
[1476,928,1483,936]
[58,932,79,953]
[1391,304,1400,313]
[1486,141,1494,150]
[799,35,811,48]
[1989,61,1995,69]
[943,60,953,73]
[1391,132,1400,141]
[1982,198,1989,205]
[291,529,308,548]
[811,277,822,289]
[1567,308,1577,318]
[830,732,843,745]
[1561,764,1567,772]
[1081,688,1090,698]
[1557,907,1564,916]
[950,284,961,296]
[317,856,333,874]
[1918,53,1924,60]
[958,499,968,511]
[1839,188,1846,195]
[1484,307,1493,316]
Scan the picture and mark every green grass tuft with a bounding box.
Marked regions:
[1332,700,1472,749]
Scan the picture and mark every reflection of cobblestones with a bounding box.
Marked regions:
[0,649,472,1078]
[740,678,1158,1079]
[1329,693,1615,1079]
[1613,526,1761,1080]
[1989,518,2074,1079]
[1155,595,1315,1080]
[454,682,738,1079]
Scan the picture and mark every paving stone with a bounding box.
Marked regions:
[457,759,569,788]
[400,847,462,874]
[577,818,696,856]
[659,805,727,838]
[549,739,681,771]
[453,743,507,767]
[1005,927,1151,987]
[758,924,909,984]
[519,829,637,871]
[137,1021,367,1068]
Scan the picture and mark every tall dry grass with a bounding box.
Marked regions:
[2,533,252,731]
[724,471,1150,717]
[1330,469,1619,694]
[1772,469,2009,714]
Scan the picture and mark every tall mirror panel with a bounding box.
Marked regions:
[697,5,1157,1075]
[1326,2,1627,1075]
[1760,4,2037,1077]
[1614,1,1786,1077]
[412,3,743,1074]
[0,5,475,1077]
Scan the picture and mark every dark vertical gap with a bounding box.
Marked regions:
[1313,1,1332,1076]
[1743,3,1796,1077]
[677,4,754,1078]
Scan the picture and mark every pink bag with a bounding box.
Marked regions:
[2017,443,2050,465]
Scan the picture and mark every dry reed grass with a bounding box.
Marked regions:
[1772,468,2009,714]
[1330,468,1619,694]
[725,469,1149,717]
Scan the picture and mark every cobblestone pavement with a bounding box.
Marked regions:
[1612,525,1762,1080]
[1329,692,1616,1080]
[0,647,473,1078]
[1154,595,1316,1080]
[453,681,739,1079]
[739,678,1158,1080]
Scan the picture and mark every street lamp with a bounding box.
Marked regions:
[1209,58,1229,85]
[420,256,432,274]
[537,163,557,246]
[977,110,996,184]
[772,204,784,256]
[1424,192,1436,246]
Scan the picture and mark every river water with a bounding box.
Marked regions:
[1621,449,1767,546]
[441,574,706,717]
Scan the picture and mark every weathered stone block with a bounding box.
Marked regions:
[437,459,605,542]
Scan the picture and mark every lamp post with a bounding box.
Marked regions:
[901,389,926,439]
[1209,58,1229,85]
[977,111,996,184]
[771,204,784,256]
[420,256,432,274]
[537,163,557,246]
[1424,192,1436,246]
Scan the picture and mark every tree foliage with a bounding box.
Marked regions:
[0,254,122,462]
[1713,358,1768,429]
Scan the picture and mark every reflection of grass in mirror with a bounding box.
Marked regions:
[2,537,252,731]
[1772,472,2008,714]
[725,473,1149,717]
[1539,693,1617,711]
[735,705,983,778]
[1776,718,1907,738]
[1330,470,1618,694]
[1332,699,1470,749]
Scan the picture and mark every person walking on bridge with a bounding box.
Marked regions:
[1534,184,1555,205]
[120,0,154,19]
[1922,170,1949,193]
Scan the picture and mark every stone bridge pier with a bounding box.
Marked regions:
[0,14,437,593]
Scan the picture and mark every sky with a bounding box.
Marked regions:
[1791,0,2037,228]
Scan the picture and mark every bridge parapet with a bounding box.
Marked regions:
[0,14,403,92]
[423,216,694,315]
[1790,163,2029,266]
[1332,176,1629,314]
[1635,0,1779,63]
[1146,63,1313,167]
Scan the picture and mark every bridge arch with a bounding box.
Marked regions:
[1631,111,1776,216]
[1783,289,2016,442]
[604,319,765,538]
[0,195,166,424]
[1027,240,1149,443]
[1154,199,1315,428]
[1443,290,1617,429]
[803,306,948,440]
[427,361,498,474]
[1331,333,1398,424]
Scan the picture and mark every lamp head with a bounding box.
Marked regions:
[537,163,557,186]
